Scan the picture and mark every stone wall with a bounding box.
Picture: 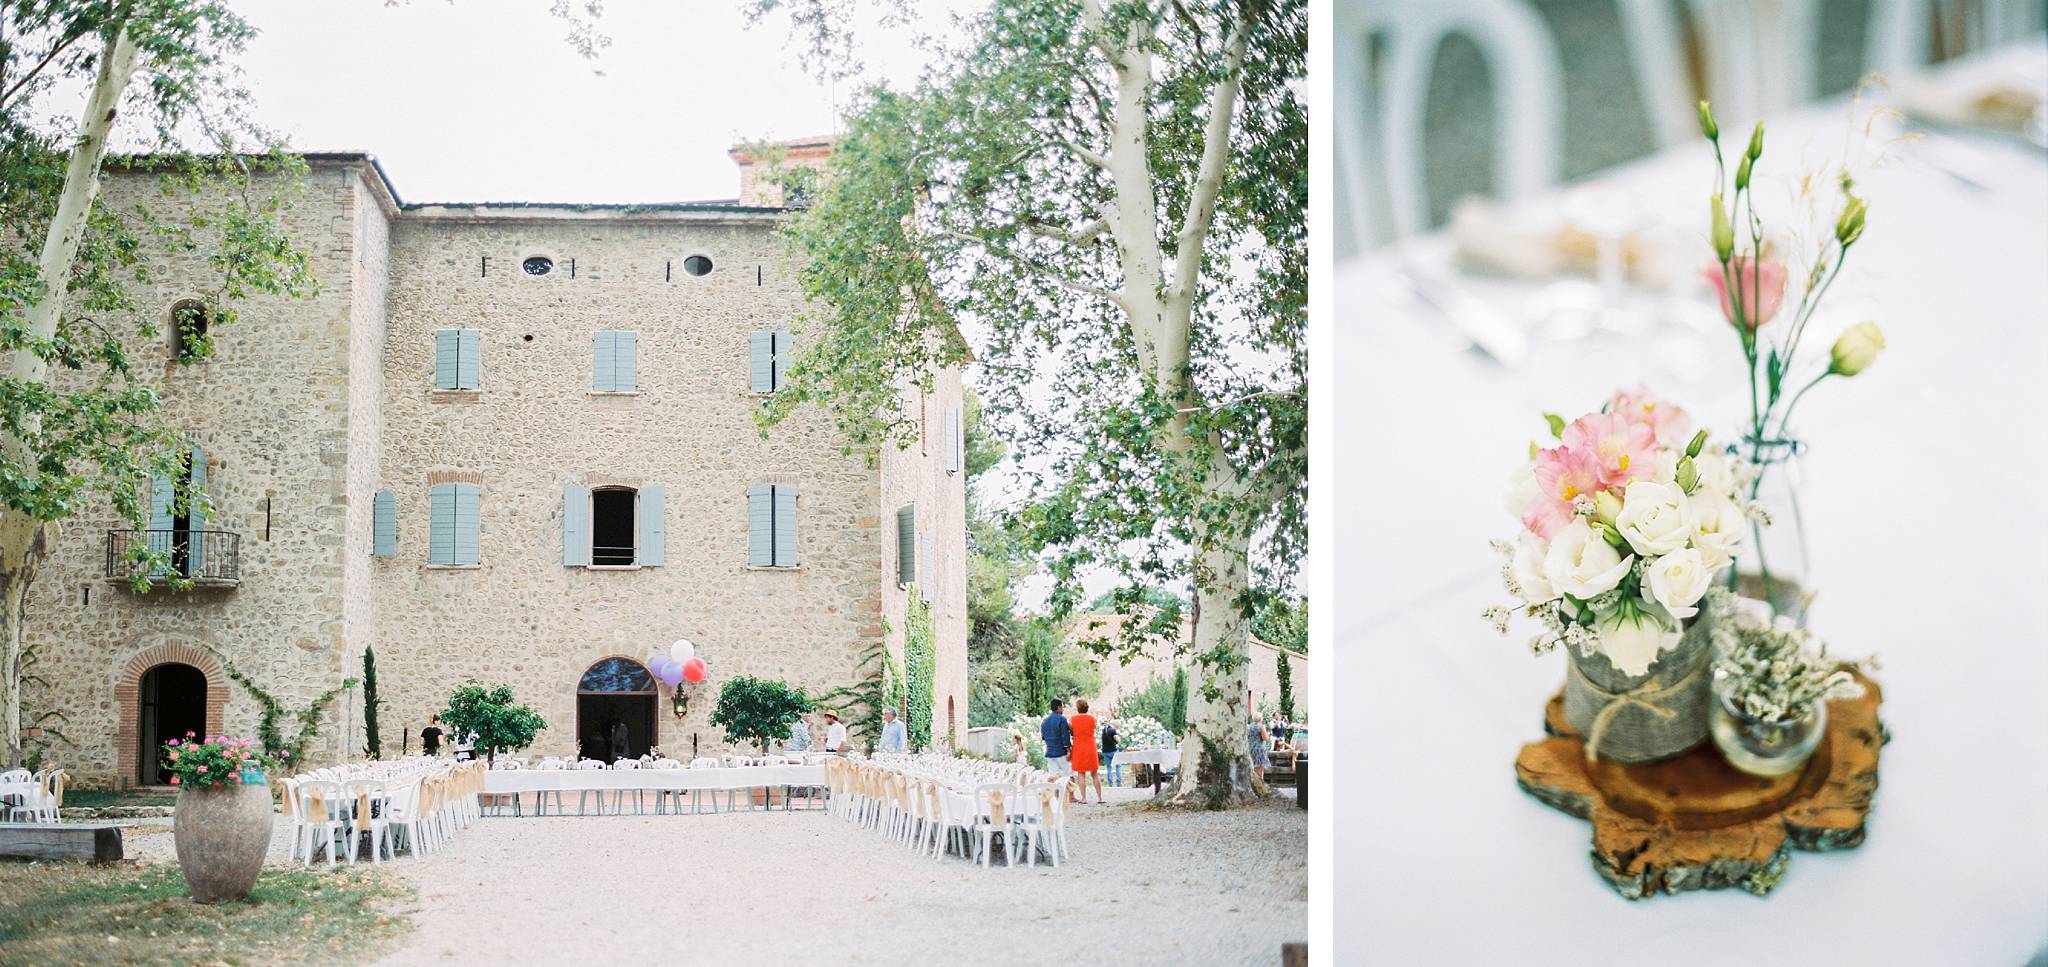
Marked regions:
[877,363,970,751]
[21,161,371,787]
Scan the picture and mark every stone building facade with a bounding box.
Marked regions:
[22,147,969,787]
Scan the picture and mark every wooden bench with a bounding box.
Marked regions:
[0,823,123,862]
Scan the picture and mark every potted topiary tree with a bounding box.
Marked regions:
[709,676,812,806]
[438,680,546,766]
[164,732,273,903]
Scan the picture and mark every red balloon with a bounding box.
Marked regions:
[681,657,706,683]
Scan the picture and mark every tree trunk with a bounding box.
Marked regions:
[0,26,140,767]
[1166,531,1266,807]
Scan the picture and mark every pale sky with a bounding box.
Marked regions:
[230,0,965,204]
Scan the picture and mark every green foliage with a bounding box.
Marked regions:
[361,646,383,760]
[158,733,269,790]
[1252,595,1308,653]
[439,680,545,763]
[968,678,1020,727]
[820,637,902,755]
[1115,671,1190,739]
[1275,646,1294,722]
[216,658,354,769]
[903,592,936,751]
[1019,620,1055,716]
[709,675,814,755]
[1170,666,1189,737]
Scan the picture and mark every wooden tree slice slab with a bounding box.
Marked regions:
[1516,672,1885,899]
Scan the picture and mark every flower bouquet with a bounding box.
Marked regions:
[1705,589,1870,776]
[1488,388,1752,762]
[162,731,272,788]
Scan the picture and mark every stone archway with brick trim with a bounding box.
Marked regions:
[114,639,228,789]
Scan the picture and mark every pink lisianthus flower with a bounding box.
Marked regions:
[1701,257,1788,329]
[1609,385,1691,448]
[1561,412,1656,489]
[1524,446,1603,538]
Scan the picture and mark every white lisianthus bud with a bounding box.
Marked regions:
[1642,547,1713,620]
[1688,491,1746,569]
[1691,450,1735,495]
[1596,606,1681,677]
[1544,519,1634,599]
[1512,533,1555,603]
[1503,465,1540,519]
[1829,321,1885,377]
[1614,481,1696,557]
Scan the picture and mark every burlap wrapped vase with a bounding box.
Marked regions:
[1563,608,1714,764]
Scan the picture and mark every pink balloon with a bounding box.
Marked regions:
[681,658,706,684]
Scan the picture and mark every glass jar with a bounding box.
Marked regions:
[1709,690,1826,777]
[1738,435,1813,623]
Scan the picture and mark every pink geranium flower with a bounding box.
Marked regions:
[1701,257,1788,329]
[1561,412,1656,489]
[197,765,208,774]
[166,739,179,747]
[230,773,242,784]
[1609,385,1691,447]
[169,776,181,785]
[1524,446,1603,538]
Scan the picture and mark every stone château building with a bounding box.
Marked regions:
[22,141,969,787]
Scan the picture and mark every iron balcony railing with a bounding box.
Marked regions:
[105,529,241,586]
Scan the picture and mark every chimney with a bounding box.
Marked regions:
[729,136,835,207]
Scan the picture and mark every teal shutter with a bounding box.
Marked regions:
[638,484,665,566]
[434,330,459,389]
[749,331,775,393]
[772,487,798,567]
[746,484,774,566]
[896,504,916,586]
[373,490,396,557]
[563,484,591,566]
[428,484,456,564]
[592,332,615,391]
[187,444,207,574]
[456,329,481,390]
[945,406,962,473]
[616,331,637,391]
[772,331,792,391]
[148,473,175,533]
[452,483,480,565]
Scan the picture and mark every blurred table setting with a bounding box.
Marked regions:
[1334,40,2048,967]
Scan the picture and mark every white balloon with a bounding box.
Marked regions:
[668,639,695,664]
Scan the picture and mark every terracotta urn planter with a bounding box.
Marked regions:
[173,781,274,903]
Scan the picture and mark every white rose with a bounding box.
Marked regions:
[1543,519,1634,599]
[1688,491,1745,569]
[1692,451,1735,495]
[1596,607,1681,677]
[1642,547,1712,620]
[1512,533,1554,603]
[1648,450,1681,485]
[1503,466,1539,519]
[1614,480,1695,557]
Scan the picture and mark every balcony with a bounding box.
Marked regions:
[104,530,242,589]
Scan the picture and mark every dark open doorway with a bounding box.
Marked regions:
[576,657,657,761]
[139,662,207,784]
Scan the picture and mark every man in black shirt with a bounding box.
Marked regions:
[1101,721,1120,786]
[421,715,445,756]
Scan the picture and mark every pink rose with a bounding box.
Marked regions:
[1701,257,1787,329]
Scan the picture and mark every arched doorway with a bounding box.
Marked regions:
[576,657,657,761]
[139,663,208,784]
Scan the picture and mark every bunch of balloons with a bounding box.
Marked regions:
[647,639,706,687]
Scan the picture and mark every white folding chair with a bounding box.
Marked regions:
[295,780,350,866]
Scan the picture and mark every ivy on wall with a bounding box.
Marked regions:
[215,652,356,768]
[904,591,936,751]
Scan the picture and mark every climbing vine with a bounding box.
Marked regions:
[362,645,383,760]
[215,654,356,769]
[903,592,935,751]
[821,633,902,755]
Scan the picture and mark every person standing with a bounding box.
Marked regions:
[823,710,848,754]
[785,713,813,754]
[1248,716,1271,784]
[1100,719,1121,787]
[420,715,445,757]
[878,707,907,753]
[609,718,630,762]
[1040,699,1073,794]
[1068,699,1103,804]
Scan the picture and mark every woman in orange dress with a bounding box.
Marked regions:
[1067,699,1103,804]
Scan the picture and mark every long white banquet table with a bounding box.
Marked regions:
[1334,44,2048,967]
[484,764,825,796]
[1108,748,1179,769]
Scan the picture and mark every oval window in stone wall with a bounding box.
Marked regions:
[682,255,713,277]
[522,255,554,276]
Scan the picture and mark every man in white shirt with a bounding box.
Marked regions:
[878,707,907,753]
[823,710,848,754]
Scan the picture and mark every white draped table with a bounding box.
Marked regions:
[1334,44,2048,967]
[484,764,825,795]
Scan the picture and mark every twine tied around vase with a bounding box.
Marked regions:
[1569,656,1709,763]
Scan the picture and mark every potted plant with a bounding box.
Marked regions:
[439,680,546,767]
[164,732,273,903]
[1707,590,1868,776]
[709,676,811,806]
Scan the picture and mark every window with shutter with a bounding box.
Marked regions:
[771,331,791,391]
[373,490,397,557]
[772,486,798,567]
[749,331,775,393]
[435,329,482,390]
[429,482,480,565]
[593,331,637,392]
[746,484,800,568]
[562,484,591,566]
[638,484,666,566]
[896,504,916,587]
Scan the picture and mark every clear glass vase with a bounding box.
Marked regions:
[1738,435,1813,623]
[1709,691,1826,778]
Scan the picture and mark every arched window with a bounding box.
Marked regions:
[171,300,210,360]
[577,657,657,761]
[579,657,656,693]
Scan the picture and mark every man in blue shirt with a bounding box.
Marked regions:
[878,707,907,753]
[1041,699,1073,781]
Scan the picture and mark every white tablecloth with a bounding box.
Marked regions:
[1335,45,2048,967]
[1109,748,1180,769]
[484,765,825,794]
